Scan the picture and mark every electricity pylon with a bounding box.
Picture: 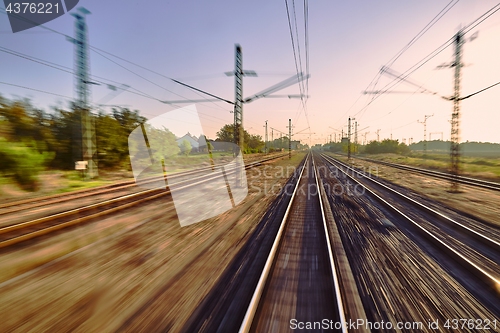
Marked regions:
[450,30,464,192]
[68,7,97,178]
[417,114,434,156]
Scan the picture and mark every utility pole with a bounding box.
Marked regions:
[376,129,381,142]
[417,114,434,156]
[264,120,268,153]
[347,117,351,159]
[363,131,369,145]
[271,128,274,151]
[233,44,244,153]
[450,30,464,192]
[430,132,443,141]
[69,8,97,179]
[354,121,358,154]
[287,119,292,159]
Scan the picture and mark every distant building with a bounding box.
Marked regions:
[176,132,200,152]
[291,140,301,150]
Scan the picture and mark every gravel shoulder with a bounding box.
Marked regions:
[327,153,500,226]
[0,152,305,333]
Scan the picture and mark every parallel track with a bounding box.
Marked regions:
[338,153,500,191]
[239,153,346,332]
[0,154,288,249]
[0,153,288,217]
[321,153,500,297]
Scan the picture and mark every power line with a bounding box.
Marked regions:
[0,47,74,74]
[386,0,459,69]
[0,81,73,99]
[460,80,500,100]
[333,0,459,127]
[352,37,455,118]
[304,0,309,100]
[354,2,500,121]
[0,45,234,127]
[0,46,152,99]
[284,0,309,129]
[291,0,306,102]
[0,9,234,116]
[462,2,500,34]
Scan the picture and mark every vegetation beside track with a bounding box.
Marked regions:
[350,152,500,180]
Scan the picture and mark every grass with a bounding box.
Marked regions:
[358,152,500,180]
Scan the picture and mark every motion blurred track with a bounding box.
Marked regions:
[339,153,500,191]
[0,153,289,248]
[184,151,500,333]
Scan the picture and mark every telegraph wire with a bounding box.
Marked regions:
[462,2,500,34]
[460,80,500,100]
[291,0,306,103]
[386,0,459,69]
[354,1,500,120]
[0,9,234,116]
[285,0,306,110]
[0,81,73,99]
[304,0,309,100]
[368,0,458,107]
[0,45,235,127]
[333,0,459,127]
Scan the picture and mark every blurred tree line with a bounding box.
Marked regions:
[216,124,265,153]
[320,139,410,155]
[364,139,410,154]
[0,95,145,189]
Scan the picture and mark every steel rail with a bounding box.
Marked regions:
[312,156,347,333]
[340,154,500,191]
[321,153,500,292]
[0,154,289,248]
[238,153,308,333]
[0,153,289,215]
[238,153,347,332]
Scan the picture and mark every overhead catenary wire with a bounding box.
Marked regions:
[332,0,459,127]
[459,80,500,100]
[0,81,73,100]
[291,0,306,104]
[0,46,169,102]
[0,8,234,117]
[353,2,500,120]
[351,3,500,144]
[284,0,310,132]
[0,34,238,129]
[0,7,292,134]
[304,0,309,101]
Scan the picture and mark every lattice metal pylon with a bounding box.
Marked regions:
[347,117,351,159]
[70,8,97,178]
[417,114,433,156]
[234,44,244,152]
[288,119,292,159]
[450,30,464,192]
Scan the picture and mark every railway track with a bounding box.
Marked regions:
[320,153,500,307]
[238,153,346,332]
[337,153,500,191]
[0,153,288,218]
[0,153,288,249]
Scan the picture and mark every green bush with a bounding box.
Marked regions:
[0,139,53,190]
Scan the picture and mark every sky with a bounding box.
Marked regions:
[1,0,500,146]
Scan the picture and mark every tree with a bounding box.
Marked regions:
[364,139,410,155]
[0,138,53,190]
[180,139,192,156]
[215,124,264,153]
